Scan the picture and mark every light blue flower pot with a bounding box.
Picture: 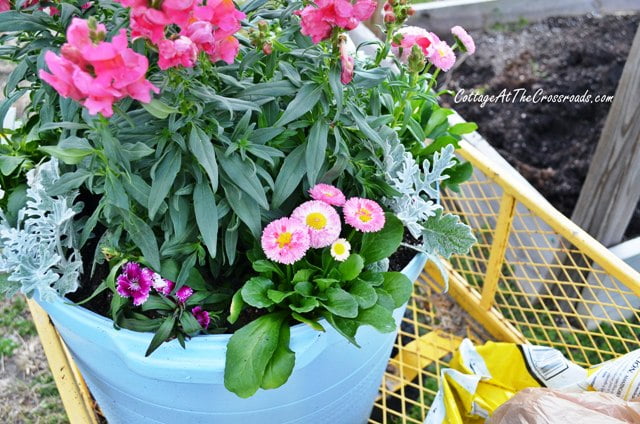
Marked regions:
[37,253,427,424]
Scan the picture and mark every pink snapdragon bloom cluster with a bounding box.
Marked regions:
[114,0,245,69]
[392,26,456,71]
[39,18,158,117]
[261,184,386,264]
[296,0,377,44]
[0,0,10,12]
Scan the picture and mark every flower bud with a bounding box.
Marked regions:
[262,43,273,55]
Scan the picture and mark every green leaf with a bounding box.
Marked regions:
[357,304,396,333]
[322,287,358,318]
[292,312,325,331]
[338,254,364,281]
[294,281,313,297]
[141,295,175,311]
[223,182,262,238]
[193,181,218,258]
[293,269,315,283]
[253,260,284,277]
[0,155,24,176]
[421,210,476,258]
[46,169,91,196]
[241,277,275,308]
[0,11,52,32]
[39,142,93,165]
[224,312,287,398]
[305,120,328,186]
[328,64,344,115]
[218,153,268,209]
[105,172,129,209]
[260,322,295,390]
[267,289,293,303]
[180,310,203,334]
[124,213,161,270]
[149,147,181,220]
[188,126,218,192]
[228,290,244,324]
[381,272,413,308]
[449,122,478,136]
[360,213,404,264]
[289,297,319,313]
[324,313,359,346]
[349,279,378,309]
[424,107,453,136]
[272,144,306,208]
[142,99,179,119]
[274,83,322,127]
[145,316,175,357]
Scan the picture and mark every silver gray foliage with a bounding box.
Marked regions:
[0,159,83,302]
[382,141,456,239]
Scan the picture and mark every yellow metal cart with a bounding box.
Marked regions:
[28,140,640,423]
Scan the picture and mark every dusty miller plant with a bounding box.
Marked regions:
[0,159,83,301]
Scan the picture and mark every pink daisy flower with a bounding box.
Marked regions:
[261,217,311,265]
[176,286,193,303]
[428,40,456,71]
[151,272,175,296]
[451,25,475,55]
[292,200,342,248]
[116,262,153,306]
[191,306,210,329]
[309,183,346,206]
[343,198,385,232]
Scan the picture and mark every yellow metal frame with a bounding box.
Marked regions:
[30,140,640,423]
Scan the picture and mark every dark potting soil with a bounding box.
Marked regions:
[442,14,640,240]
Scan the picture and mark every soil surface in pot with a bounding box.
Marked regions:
[442,13,640,240]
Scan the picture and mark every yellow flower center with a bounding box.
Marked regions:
[306,212,327,230]
[333,243,346,255]
[276,232,293,248]
[357,208,373,223]
[323,191,334,197]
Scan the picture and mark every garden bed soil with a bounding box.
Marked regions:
[442,13,640,240]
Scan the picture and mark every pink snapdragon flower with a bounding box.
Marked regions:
[116,262,154,306]
[158,36,198,70]
[343,197,385,232]
[130,7,170,43]
[428,40,456,71]
[451,25,475,54]
[261,217,311,265]
[192,306,211,329]
[391,26,438,63]
[297,0,377,44]
[309,183,346,206]
[292,200,341,248]
[340,42,355,84]
[176,286,194,303]
[0,0,11,12]
[39,18,158,117]
[161,0,196,27]
[151,273,175,295]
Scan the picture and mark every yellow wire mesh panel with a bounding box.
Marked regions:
[370,141,640,423]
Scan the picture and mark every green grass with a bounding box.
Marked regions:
[0,293,69,423]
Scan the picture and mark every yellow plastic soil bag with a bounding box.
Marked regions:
[424,338,587,423]
[425,339,640,423]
